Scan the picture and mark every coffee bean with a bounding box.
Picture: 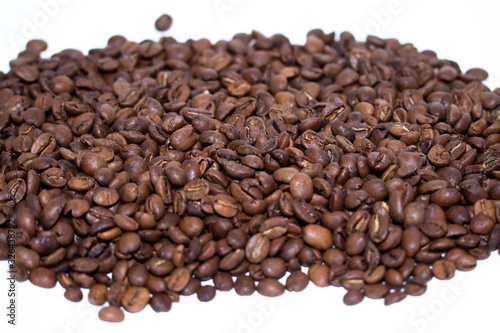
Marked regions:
[309,264,330,288]
[455,254,477,271]
[29,267,56,288]
[98,306,125,323]
[88,284,108,306]
[432,259,456,280]
[384,291,406,306]
[197,285,216,302]
[155,14,172,31]
[257,278,285,297]
[122,287,150,313]
[245,233,270,264]
[93,188,119,206]
[166,268,190,292]
[343,290,364,305]
[150,293,172,312]
[470,214,495,235]
[234,276,256,296]
[289,173,313,201]
[303,225,333,250]
[64,287,83,302]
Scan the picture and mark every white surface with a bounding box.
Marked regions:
[1,0,500,332]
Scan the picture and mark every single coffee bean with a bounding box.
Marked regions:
[150,293,173,312]
[121,287,150,313]
[245,233,270,264]
[432,259,456,280]
[343,290,364,306]
[29,267,56,288]
[197,285,216,302]
[155,14,173,31]
[308,264,330,288]
[257,278,285,297]
[93,188,119,207]
[455,254,477,271]
[88,284,108,306]
[302,224,333,250]
[98,306,125,323]
[234,276,256,296]
[286,271,309,292]
[64,287,83,302]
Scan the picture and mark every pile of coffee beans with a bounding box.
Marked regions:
[1,15,500,322]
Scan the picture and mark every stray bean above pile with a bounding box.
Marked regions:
[1,14,500,322]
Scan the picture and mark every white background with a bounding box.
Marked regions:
[1,0,500,332]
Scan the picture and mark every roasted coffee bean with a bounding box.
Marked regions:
[309,264,330,288]
[98,306,125,323]
[150,293,173,313]
[155,14,172,31]
[302,224,333,250]
[343,290,364,306]
[64,287,83,302]
[245,233,270,264]
[122,287,150,313]
[257,278,285,297]
[29,267,56,288]
[197,285,216,302]
[432,259,456,280]
[88,284,108,306]
[93,188,120,207]
[234,275,256,296]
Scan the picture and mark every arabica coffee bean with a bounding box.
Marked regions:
[257,278,285,297]
[155,14,172,31]
[98,306,125,323]
[64,287,83,302]
[234,276,256,296]
[432,260,456,280]
[302,225,333,250]
[29,267,56,288]
[343,290,364,306]
[2,15,500,323]
[89,284,108,306]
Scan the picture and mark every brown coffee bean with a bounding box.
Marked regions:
[343,290,364,306]
[29,267,56,288]
[166,268,190,292]
[384,291,407,306]
[302,224,333,250]
[455,254,477,271]
[150,293,172,312]
[155,14,172,31]
[197,285,216,302]
[213,194,239,218]
[64,287,83,302]
[93,188,119,206]
[98,306,125,323]
[257,278,285,297]
[289,173,313,201]
[234,276,256,296]
[117,232,141,254]
[67,176,95,191]
[88,284,108,306]
[286,271,309,292]
[470,214,495,235]
[245,233,270,264]
[309,264,330,288]
[432,259,456,280]
[122,287,150,313]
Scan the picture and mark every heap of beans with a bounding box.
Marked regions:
[1,14,500,322]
